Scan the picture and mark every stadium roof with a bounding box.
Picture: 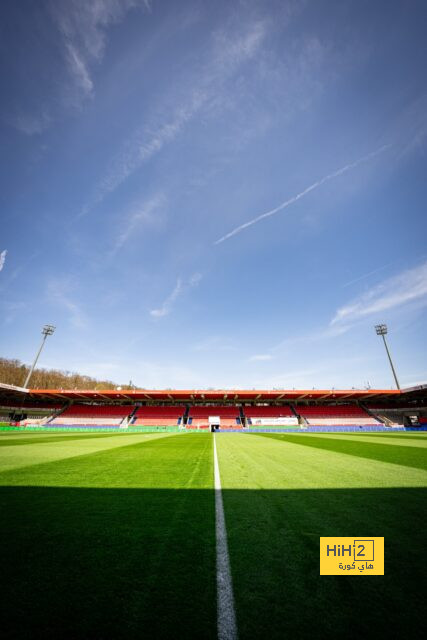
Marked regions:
[1,382,426,406]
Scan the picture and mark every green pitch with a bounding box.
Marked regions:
[0,431,426,639]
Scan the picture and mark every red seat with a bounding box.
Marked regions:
[133,406,183,426]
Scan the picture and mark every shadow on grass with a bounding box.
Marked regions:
[258,433,427,470]
[0,486,426,639]
[224,486,427,640]
[0,486,216,640]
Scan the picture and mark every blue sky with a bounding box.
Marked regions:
[1,0,426,390]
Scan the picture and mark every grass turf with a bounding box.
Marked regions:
[217,433,427,639]
[0,433,143,447]
[0,431,426,639]
[258,432,427,470]
[0,433,215,639]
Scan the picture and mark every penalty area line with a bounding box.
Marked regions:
[214,434,238,640]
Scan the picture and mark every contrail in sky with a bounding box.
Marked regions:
[342,260,394,288]
[213,144,391,245]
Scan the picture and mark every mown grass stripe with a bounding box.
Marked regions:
[361,433,427,441]
[217,433,427,490]
[295,433,427,448]
[0,433,212,489]
[0,433,134,447]
[0,432,173,475]
[258,433,427,471]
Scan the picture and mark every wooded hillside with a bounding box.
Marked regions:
[0,357,132,390]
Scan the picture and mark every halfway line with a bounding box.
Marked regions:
[214,434,238,640]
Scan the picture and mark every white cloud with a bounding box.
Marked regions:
[213,19,266,70]
[80,19,267,216]
[214,145,391,244]
[188,272,203,287]
[77,93,208,218]
[386,92,427,159]
[331,260,427,325]
[0,251,40,295]
[88,90,209,211]
[275,324,353,351]
[51,0,149,102]
[0,250,7,272]
[8,111,51,136]
[150,279,183,318]
[112,193,166,253]
[248,354,273,362]
[65,43,94,96]
[251,354,379,390]
[150,273,202,318]
[9,1,149,135]
[47,278,87,328]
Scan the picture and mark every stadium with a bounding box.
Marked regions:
[1,375,426,638]
[1,381,427,432]
[1,1,427,639]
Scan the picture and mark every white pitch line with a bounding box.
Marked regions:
[214,434,238,640]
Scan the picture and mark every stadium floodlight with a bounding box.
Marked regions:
[374,324,400,390]
[23,324,56,389]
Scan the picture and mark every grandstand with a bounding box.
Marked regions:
[0,398,61,426]
[187,406,241,430]
[49,404,131,427]
[296,404,380,426]
[244,404,299,428]
[0,383,426,431]
[132,406,183,427]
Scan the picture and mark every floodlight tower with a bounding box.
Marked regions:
[23,325,56,388]
[375,324,400,390]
